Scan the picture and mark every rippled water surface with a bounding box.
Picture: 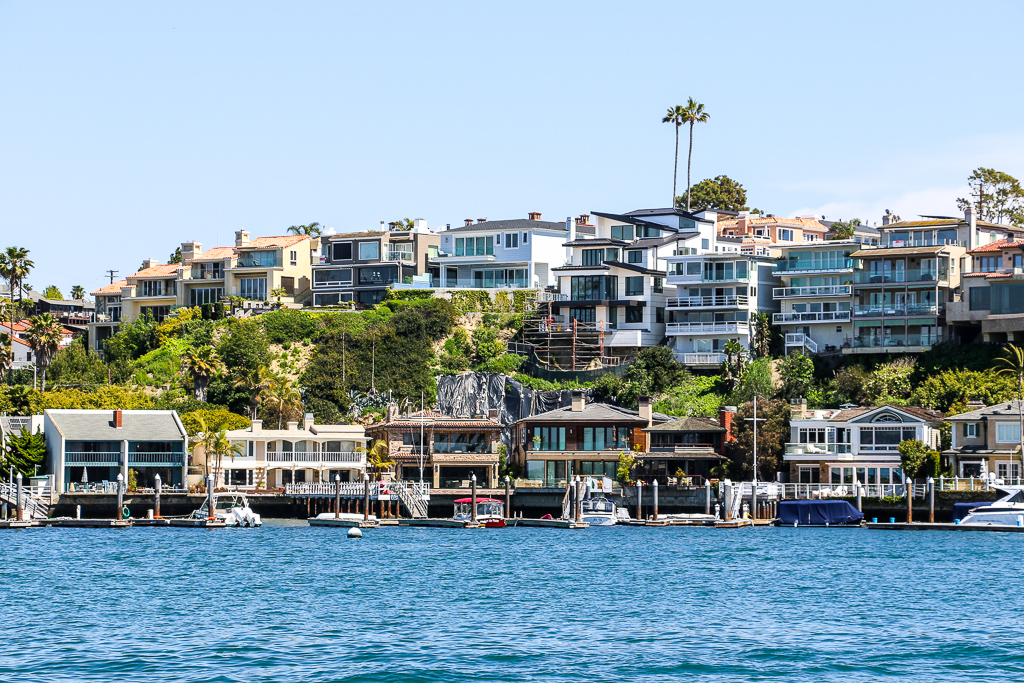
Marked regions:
[1,521,1022,682]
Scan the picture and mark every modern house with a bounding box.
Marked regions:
[783,401,944,486]
[32,297,94,326]
[946,238,1024,344]
[510,392,669,488]
[640,411,731,483]
[773,241,857,354]
[45,409,189,493]
[943,400,1023,480]
[223,416,368,488]
[314,222,439,307]
[366,409,502,489]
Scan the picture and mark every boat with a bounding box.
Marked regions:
[191,492,262,527]
[580,496,618,526]
[959,488,1024,527]
[453,497,506,527]
[777,499,863,526]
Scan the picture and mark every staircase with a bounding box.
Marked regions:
[785,333,818,354]
[389,480,429,519]
[0,482,50,520]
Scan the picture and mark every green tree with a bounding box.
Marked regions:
[471,327,505,364]
[0,332,10,382]
[260,372,302,429]
[42,285,63,300]
[956,167,1024,225]
[5,385,37,415]
[898,439,929,480]
[2,427,46,477]
[731,357,776,404]
[168,246,182,264]
[388,219,414,230]
[46,338,108,387]
[357,439,395,481]
[24,313,63,390]
[721,339,746,391]
[287,222,323,237]
[749,311,779,359]
[995,344,1024,473]
[218,321,270,375]
[778,352,814,400]
[679,175,747,213]
[0,246,34,365]
[70,285,86,300]
[207,428,245,487]
[909,368,1015,412]
[653,375,724,418]
[677,98,710,211]
[623,345,684,395]
[179,408,251,438]
[863,357,916,404]
[828,218,861,240]
[181,345,220,401]
[728,398,789,480]
[616,451,636,485]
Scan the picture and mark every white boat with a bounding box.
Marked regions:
[453,497,506,527]
[192,493,262,527]
[580,496,618,526]
[313,512,378,522]
[960,488,1024,527]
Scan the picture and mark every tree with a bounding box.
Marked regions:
[623,345,684,395]
[42,285,63,300]
[23,313,63,390]
[287,222,322,237]
[678,175,747,213]
[0,246,33,365]
[206,428,245,488]
[662,104,687,207]
[471,327,505,364]
[261,372,302,429]
[778,352,814,400]
[356,439,395,481]
[898,439,929,480]
[181,345,220,401]
[863,357,916,404]
[218,320,271,375]
[749,311,778,359]
[270,286,287,307]
[995,344,1024,474]
[0,332,10,382]
[677,98,709,212]
[70,285,86,301]
[232,364,278,419]
[46,338,108,387]
[388,219,414,230]
[6,385,36,415]
[829,218,861,241]
[956,168,1024,225]
[2,427,46,478]
[731,357,776,404]
[909,368,1015,413]
[728,398,790,481]
[616,451,636,485]
[721,339,746,391]
[168,246,182,264]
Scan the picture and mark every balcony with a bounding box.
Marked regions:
[785,333,818,353]
[666,267,750,286]
[128,451,186,466]
[678,352,727,366]
[773,285,852,298]
[64,451,120,465]
[386,249,415,262]
[845,335,940,350]
[853,268,947,284]
[415,278,532,289]
[774,259,853,274]
[853,304,941,317]
[784,443,853,455]
[235,254,281,269]
[188,268,225,281]
[665,295,749,309]
[666,321,749,335]
[266,450,365,466]
[773,311,851,324]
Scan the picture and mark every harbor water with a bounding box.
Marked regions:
[1,521,1022,682]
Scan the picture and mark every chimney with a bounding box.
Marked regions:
[566,216,576,265]
[966,205,977,247]
[385,403,399,423]
[576,214,590,225]
[235,229,250,247]
[488,408,498,421]
[180,241,202,265]
[528,212,542,221]
[286,421,298,431]
[571,390,585,412]
[638,395,653,426]
[142,258,157,270]
[251,419,262,433]
[303,412,315,430]
[882,210,891,226]
[113,409,123,428]
[790,397,808,420]
[477,218,488,224]
[720,406,736,442]
[464,219,474,227]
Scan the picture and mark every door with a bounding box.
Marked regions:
[281,276,295,295]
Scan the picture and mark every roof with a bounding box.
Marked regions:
[947,400,1024,421]
[245,235,311,250]
[368,410,502,430]
[91,280,128,295]
[827,405,945,423]
[322,231,387,241]
[127,263,181,280]
[718,215,829,232]
[848,245,949,258]
[45,410,186,441]
[190,246,238,262]
[591,211,684,231]
[562,238,628,248]
[622,207,711,222]
[644,416,726,433]
[969,238,1024,255]
[440,219,572,234]
[608,261,667,276]
[514,402,670,425]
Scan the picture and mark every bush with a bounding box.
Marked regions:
[218,320,270,373]
[259,309,319,344]
[179,408,251,437]
[472,328,505,363]
[476,353,526,375]
[622,346,684,396]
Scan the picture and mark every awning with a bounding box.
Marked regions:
[907,318,938,325]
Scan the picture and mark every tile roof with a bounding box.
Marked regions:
[45,409,187,441]
[246,235,312,249]
[127,263,181,280]
[190,246,238,262]
[969,238,1024,254]
[718,215,829,231]
[91,280,129,295]
[441,219,572,234]
[645,416,726,433]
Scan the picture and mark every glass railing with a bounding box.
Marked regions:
[665,295,749,308]
[878,238,964,248]
[785,443,852,455]
[189,268,224,280]
[775,259,853,273]
[773,285,852,297]
[853,268,947,284]
[666,321,749,334]
[773,311,851,323]
[421,279,531,289]
[235,254,280,268]
[387,250,414,261]
[853,304,940,316]
[850,335,940,348]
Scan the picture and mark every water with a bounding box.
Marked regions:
[2,521,1022,682]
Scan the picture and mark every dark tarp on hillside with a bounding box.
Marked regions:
[953,501,993,521]
[778,500,864,525]
[434,373,594,449]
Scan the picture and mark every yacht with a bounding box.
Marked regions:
[960,488,1024,527]
[580,497,618,526]
[192,492,262,527]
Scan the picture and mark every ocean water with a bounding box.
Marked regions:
[1,521,1021,682]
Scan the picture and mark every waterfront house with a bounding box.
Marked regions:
[366,409,502,489]
[640,410,732,483]
[510,392,669,487]
[943,400,1023,479]
[717,213,830,246]
[223,415,368,488]
[45,409,189,493]
[783,400,943,487]
[945,238,1024,344]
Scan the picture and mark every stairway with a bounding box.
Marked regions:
[0,482,49,520]
[389,480,429,519]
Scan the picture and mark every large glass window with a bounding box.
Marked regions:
[189,287,223,306]
[358,241,380,260]
[581,427,626,451]
[570,275,617,300]
[332,242,353,261]
[434,433,489,453]
[625,277,644,296]
[237,251,277,267]
[455,236,494,257]
[533,427,565,451]
[627,250,643,263]
[239,277,267,301]
[358,266,398,285]
[992,282,1024,315]
[314,268,352,285]
[626,308,643,324]
[569,308,595,323]
[997,423,1021,443]
[582,249,605,266]
[140,280,175,297]
[970,287,991,311]
[611,225,634,241]
[140,306,171,322]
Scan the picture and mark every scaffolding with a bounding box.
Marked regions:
[517,300,623,372]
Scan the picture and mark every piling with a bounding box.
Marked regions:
[154,474,162,519]
[76,504,81,520]
[575,476,582,523]
[856,480,862,512]
[334,474,341,519]
[635,480,642,520]
[504,475,511,519]
[206,474,214,520]
[471,474,478,523]
[567,480,575,520]
[906,478,913,524]
[363,474,370,522]
[928,476,935,524]
[117,473,125,520]
[652,479,659,522]
[705,479,711,515]
[750,482,757,520]
[15,472,23,522]
[724,481,733,522]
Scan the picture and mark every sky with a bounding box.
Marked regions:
[2,0,1024,295]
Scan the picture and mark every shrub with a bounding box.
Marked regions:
[259,309,319,344]
[476,353,525,375]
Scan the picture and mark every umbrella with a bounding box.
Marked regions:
[81,467,89,483]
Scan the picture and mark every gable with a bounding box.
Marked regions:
[848,407,925,424]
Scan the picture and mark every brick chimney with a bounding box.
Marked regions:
[477,218,488,224]
[113,410,123,428]
[141,258,157,270]
[638,395,653,427]
[720,406,736,442]
[571,390,585,412]
[235,229,250,247]
[464,219,474,227]
[488,408,498,421]
[528,212,542,221]
[790,397,808,420]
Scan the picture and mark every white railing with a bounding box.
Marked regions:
[784,333,818,353]
[286,481,384,497]
[0,482,49,520]
[666,321,749,335]
[680,352,727,366]
[387,250,414,262]
[128,451,186,465]
[773,311,851,324]
[267,451,364,466]
[665,295,749,309]
[389,479,430,518]
[773,285,852,298]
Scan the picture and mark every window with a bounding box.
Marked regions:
[189,287,223,306]
[332,242,353,261]
[289,250,297,266]
[140,306,171,322]
[836,325,843,333]
[653,277,663,293]
[976,256,1000,272]
[534,427,565,451]
[655,307,665,323]
[611,225,634,241]
[280,276,295,295]
[702,238,709,250]
[434,433,489,453]
[358,241,380,260]
[314,268,352,285]
[997,423,1020,443]
[582,249,605,266]
[627,250,643,264]
[570,275,618,300]
[963,423,978,438]
[686,261,702,276]
[238,251,277,267]
[522,232,528,244]
[779,229,794,242]
[625,277,644,296]
[582,427,626,451]
[997,462,1021,479]
[358,266,398,285]
[569,307,595,323]
[140,280,175,297]
[455,236,494,257]
[626,308,643,324]
[505,233,519,249]
[239,277,267,301]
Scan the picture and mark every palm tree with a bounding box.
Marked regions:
[662,105,686,207]
[23,313,62,391]
[722,339,745,391]
[6,385,34,415]
[70,285,86,301]
[996,344,1024,476]
[0,247,34,365]
[206,428,245,488]
[270,286,286,307]
[181,345,220,401]
[287,222,322,237]
[679,98,710,211]
[356,439,395,481]
[0,333,11,382]
[388,218,414,230]
[232,365,278,419]
[262,373,302,429]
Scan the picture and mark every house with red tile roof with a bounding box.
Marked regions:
[946,237,1024,343]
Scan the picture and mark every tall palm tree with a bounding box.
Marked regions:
[679,98,710,211]
[287,222,322,237]
[70,285,86,301]
[662,105,687,207]
[0,247,34,365]
[23,313,62,391]
[232,364,278,419]
[356,439,395,481]
[206,428,245,488]
[0,332,11,382]
[181,345,220,401]
[262,373,302,429]
[996,344,1024,476]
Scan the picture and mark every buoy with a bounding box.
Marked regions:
[347,527,362,538]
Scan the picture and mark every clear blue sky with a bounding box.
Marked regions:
[3,0,1024,295]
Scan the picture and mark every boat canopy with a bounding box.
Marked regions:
[778,500,864,525]
[453,497,502,503]
[953,501,993,521]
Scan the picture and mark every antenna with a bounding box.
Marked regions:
[105,270,119,284]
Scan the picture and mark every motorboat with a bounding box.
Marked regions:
[453,497,506,527]
[192,492,262,527]
[313,512,378,522]
[959,488,1024,527]
[580,496,617,526]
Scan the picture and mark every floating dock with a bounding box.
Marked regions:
[715,519,754,528]
[132,518,171,527]
[48,519,131,528]
[0,520,35,529]
[516,518,589,529]
[397,518,474,528]
[167,518,228,528]
[867,522,1024,533]
[308,517,379,529]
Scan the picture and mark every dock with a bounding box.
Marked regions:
[714,519,754,528]
[0,520,35,529]
[308,517,379,529]
[867,522,1024,533]
[397,518,473,528]
[132,518,171,527]
[167,518,228,528]
[516,518,589,529]
[48,519,131,528]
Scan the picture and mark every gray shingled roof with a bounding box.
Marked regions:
[45,410,186,441]
[645,416,725,433]
[441,219,571,233]
[947,401,1024,421]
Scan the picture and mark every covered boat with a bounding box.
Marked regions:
[453,497,506,528]
[778,500,863,526]
[959,488,1024,527]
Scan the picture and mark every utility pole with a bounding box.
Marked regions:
[744,395,766,485]
[105,270,119,284]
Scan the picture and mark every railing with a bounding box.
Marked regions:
[189,269,225,280]
[877,238,965,248]
[773,311,850,323]
[774,259,853,273]
[267,451,364,465]
[285,481,385,497]
[423,279,531,289]
[235,255,280,268]
[665,295,749,308]
[784,442,852,454]
[784,333,818,353]
[854,269,947,284]
[847,335,940,349]
[680,352,727,366]
[65,451,120,464]
[0,482,49,520]
[389,479,430,518]
[666,321,749,335]
[386,250,415,262]
[853,304,940,317]
[538,291,569,302]
[647,444,717,453]
[773,285,852,298]
[127,451,186,465]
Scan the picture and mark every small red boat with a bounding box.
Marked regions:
[453,497,506,527]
